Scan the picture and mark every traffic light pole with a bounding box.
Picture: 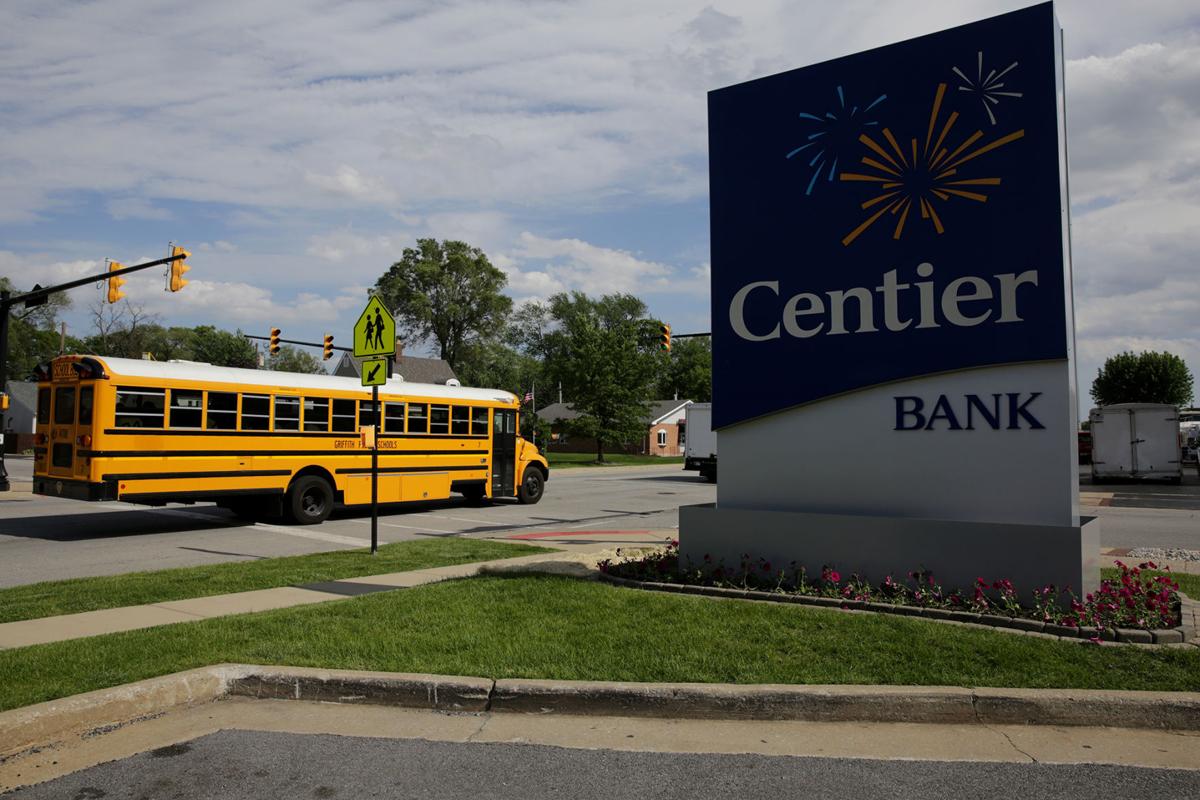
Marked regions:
[0,251,188,493]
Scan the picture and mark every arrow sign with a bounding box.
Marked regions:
[361,357,388,387]
[354,296,396,358]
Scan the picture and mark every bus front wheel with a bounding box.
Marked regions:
[518,467,544,505]
[286,475,333,525]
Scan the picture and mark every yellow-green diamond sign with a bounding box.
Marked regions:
[361,357,388,387]
[353,296,396,358]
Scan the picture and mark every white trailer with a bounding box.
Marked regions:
[1089,403,1182,484]
[683,402,717,482]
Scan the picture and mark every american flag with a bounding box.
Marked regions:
[523,391,533,404]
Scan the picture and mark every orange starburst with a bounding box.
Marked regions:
[838,83,1024,246]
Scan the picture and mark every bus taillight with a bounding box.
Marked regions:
[34,433,47,446]
[76,434,92,448]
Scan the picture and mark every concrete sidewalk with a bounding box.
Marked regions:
[0,545,631,650]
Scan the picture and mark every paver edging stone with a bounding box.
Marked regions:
[596,573,1195,645]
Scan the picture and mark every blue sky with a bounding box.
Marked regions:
[3,0,1199,413]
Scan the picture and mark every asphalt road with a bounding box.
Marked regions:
[7,729,1197,800]
[1,457,1197,588]
[0,462,710,587]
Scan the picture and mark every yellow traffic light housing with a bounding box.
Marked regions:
[660,323,672,352]
[169,246,190,292]
[0,393,9,411]
[106,261,127,304]
[323,334,335,361]
[269,327,281,356]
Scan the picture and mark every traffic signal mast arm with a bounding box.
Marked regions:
[244,334,352,353]
[0,248,190,492]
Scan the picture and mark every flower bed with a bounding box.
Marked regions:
[598,543,1192,644]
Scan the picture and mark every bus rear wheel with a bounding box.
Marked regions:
[518,467,544,505]
[286,475,333,525]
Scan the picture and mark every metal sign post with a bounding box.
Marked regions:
[354,296,395,556]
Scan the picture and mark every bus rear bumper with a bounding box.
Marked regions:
[33,477,119,501]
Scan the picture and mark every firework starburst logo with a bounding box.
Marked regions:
[785,86,887,196]
[837,82,1025,246]
[953,51,1022,126]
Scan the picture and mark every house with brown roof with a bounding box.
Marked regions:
[331,341,457,385]
[537,399,693,456]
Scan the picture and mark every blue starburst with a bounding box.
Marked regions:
[786,85,887,196]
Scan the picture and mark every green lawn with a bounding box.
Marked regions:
[548,452,686,468]
[0,539,551,624]
[2,574,1197,712]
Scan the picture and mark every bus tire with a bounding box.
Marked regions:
[518,466,544,505]
[286,475,333,525]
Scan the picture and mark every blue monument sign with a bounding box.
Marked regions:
[682,3,1098,597]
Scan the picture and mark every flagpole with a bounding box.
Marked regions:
[531,381,536,447]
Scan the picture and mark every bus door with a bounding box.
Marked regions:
[47,382,79,478]
[491,409,517,497]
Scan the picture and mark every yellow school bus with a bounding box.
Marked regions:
[31,355,549,524]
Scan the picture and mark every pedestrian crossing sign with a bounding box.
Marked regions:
[353,296,395,358]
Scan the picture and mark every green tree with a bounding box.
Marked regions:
[529,292,660,462]
[268,345,326,374]
[0,277,71,381]
[374,239,512,371]
[656,335,712,402]
[1091,351,1194,407]
[189,326,259,369]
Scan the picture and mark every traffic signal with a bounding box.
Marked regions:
[169,246,190,292]
[660,322,671,352]
[106,261,127,304]
[323,334,335,361]
[269,327,281,356]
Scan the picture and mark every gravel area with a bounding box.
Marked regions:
[1126,547,1200,563]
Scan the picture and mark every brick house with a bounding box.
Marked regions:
[538,399,693,456]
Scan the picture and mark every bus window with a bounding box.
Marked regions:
[275,396,300,431]
[37,388,50,424]
[115,387,165,428]
[78,387,94,426]
[384,402,406,433]
[170,389,203,428]
[408,403,428,433]
[430,405,450,435]
[241,394,270,431]
[304,398,329,432]
[332,399,356,432]
[207,392,237,430]
[54,387,76,425]
[472,407,489,436]
[451,406,469,435]
[359,401,379,427]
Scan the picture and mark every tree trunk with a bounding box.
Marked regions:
[596,438,605,464]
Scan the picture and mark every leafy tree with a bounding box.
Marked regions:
[455,340,542,395]
[528,292,660,462]
[374,239,512,371]
[1091,351,1194,407]
[268,345,326,374]
[190,326,259,369]
[656,335,712,402]
[0,276,71,381]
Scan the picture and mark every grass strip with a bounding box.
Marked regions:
[2,574,1197,713]
[0,539,551,624]
[548,453,685,468]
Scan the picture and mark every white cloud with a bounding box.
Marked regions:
[105,197,173,221]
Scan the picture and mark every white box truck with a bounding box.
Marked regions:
[683,402,716,482]
[1089,403,1182,484]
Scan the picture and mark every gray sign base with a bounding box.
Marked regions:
[679,504,1100,599]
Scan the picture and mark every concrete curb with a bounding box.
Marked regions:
[4,665,1200,760]
[597,572,1199,646]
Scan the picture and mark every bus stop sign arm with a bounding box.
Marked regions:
[0,251,189,492]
